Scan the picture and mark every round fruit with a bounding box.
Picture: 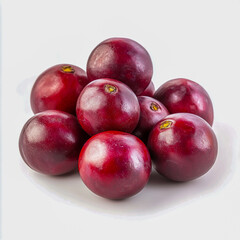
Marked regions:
[76,78,140,136]
[87,37,153,95]
[133,96,169,142]
[138,81,155,97]
[31,64,89,115]
[79,131,151,199]
[154,78,214,125]
[19,110,88,175]
[148,113,218,181]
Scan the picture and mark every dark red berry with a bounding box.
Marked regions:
[19,110,88,175]
[76,78,140,136]
[31,64,89,115]
[79,131,151,199]
[133,96,169,142]
[148,113,218,181]
[154,78,214,125]
[87,38,153,95]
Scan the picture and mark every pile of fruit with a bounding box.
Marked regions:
[19,38,218,200]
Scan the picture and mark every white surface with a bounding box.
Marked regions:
[1,0,240,239]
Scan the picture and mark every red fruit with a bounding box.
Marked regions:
[19,110,88,175]
[76,78,140,136]
[87,38,153,95]
[133,96,169,142]
[79,131,151,199]
[138,81,155,97]
[31,64,89,115]
[154,78,214,125]
[148,113,218,181]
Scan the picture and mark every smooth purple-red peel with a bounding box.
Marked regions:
[87,38,153,95]
[133,96,169,142]
[148,113,218,181]
[76,78,140,136]
[79,131,151,199]
[154,78,214,125]
[19,110,88,175]
[31,64,89,115]
[138,81,155,97]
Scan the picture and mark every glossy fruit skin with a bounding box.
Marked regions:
[31,64,89,115]
[87,37,153,95]
[154,78,214,126]
[79,131,151,199]
[133,96,169,142]
[19,110,88,175]
[148,113,218,182]
[138,81,155,97]
[76,78,140,136]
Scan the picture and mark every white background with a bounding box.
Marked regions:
[1,0,240,239]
